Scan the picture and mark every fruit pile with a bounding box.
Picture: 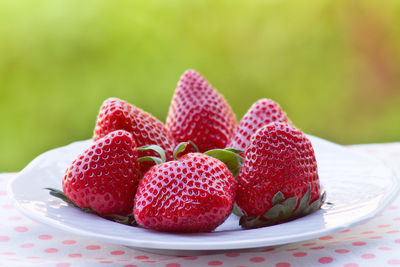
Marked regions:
[48,69,325,233]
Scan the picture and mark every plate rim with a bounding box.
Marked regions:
[7,135,400,251]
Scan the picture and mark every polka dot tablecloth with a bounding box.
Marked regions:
[1,143,400,267]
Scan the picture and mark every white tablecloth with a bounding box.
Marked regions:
[1,143,400,267]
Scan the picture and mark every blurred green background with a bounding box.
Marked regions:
[1,0,400,172]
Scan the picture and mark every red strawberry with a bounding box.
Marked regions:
[227,98,292,152]
[93,97,175,177]
[134,152,236,232]
[236,122,324,229]
[166,70,237,152]
[63,130,140,216]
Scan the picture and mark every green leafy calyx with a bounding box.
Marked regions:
[204,148,244,177]
[173,141,199,160]
[137,144,166,165]
[239,185,326,229]
[45,188,137,226]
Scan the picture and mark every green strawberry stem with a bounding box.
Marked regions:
[173,141,199,160]
[204,148,244,177]
[45,188,137,226]
[239,185,326,229]
[137,144,166,165]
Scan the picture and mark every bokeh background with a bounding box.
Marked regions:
[1,0,400,172]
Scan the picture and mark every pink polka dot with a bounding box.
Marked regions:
[124,265,138,267]
[293,252,307,257]
[319,236,333,240]
[388,230,400,234]
[378,224,391,228]
[62,240,76,245]
[341,229,350,233]
[44,248,58,253]
[361,254,375,259]
[335,249,349,254]
[276,263,291,267]
[379,247,392,251]
[0,191,6,196]
[3,204,14,209]
[183,257,198,260]
[20,243,34,248]
[38,235,52,240]
[389,206,398,210]
[352,242,366,246]
[56,264,70,267]
[134,255,149,260]
[361,231,374,234]
[395,239,400,244]
[344,264,359,267]
[310,246,324,250]
[14,226,28,232]
[27,256,40,259]
[302,242,316,247]
[69,254,82,258]
[110,250,125,255]
[226,253,240,257]
[166,264,181,267]
[388,259,400,265]
[86,245,101,250]
[394,217,400,221]
[100,261,113,263]
[369,236,382,239]
[208,261,223,266]
[318,257,333,264]
[8,216,22,221]
[0,236,10,242]
[250,257,265,262]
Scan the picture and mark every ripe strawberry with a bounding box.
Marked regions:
[166,70,237,153]
[134,152,236,232]
[63,130,140,216]
[93,97,175,177]
[227,98,292,152]
[236,122,324,229]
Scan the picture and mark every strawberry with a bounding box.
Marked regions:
[236,122,324,229]
[166,70,237,153]
[93,97,175,177]
[62,130,140,216]
[227,98,292,152]
[134,151,237,232]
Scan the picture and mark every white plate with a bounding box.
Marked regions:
[7,135,400,255]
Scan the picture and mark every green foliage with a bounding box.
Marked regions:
[1,0,400,172]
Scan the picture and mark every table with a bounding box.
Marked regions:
[1,143,400,267]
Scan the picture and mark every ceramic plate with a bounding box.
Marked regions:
[7,135,400,255]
